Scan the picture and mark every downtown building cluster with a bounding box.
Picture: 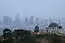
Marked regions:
[0,14,49,30]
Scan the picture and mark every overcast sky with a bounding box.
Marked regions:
[0,0,65,20]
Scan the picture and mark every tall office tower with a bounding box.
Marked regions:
[24,17,29,25]
[36,18,39,25]
[29,16,34,25]
[0,20,2,25]
[44,20,48,27]
[39,20,44,28]
[3,16,12,27]
[0,20,2,28]
[12,13,22,28]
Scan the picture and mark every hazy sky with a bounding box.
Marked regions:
[0,0,65,19]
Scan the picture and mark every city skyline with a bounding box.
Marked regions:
[0,14,64,29]
[0,0,65,20]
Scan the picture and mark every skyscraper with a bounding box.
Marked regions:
[29,16,34,25]
[44,20,48,27]
[0,20,2,25]
[12,13,22,28]
[36,18,39,25]
[3,16,12,27]
[24,17,28,25]
[0,20,2,28]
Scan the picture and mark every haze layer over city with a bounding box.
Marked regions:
[0,0,65,29]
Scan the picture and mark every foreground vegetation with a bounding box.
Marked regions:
[0,29,65,43]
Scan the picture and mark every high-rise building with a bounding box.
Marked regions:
[29,16,34,25]
[39,20,44,29]
[12,13,22,28]
[24,17,28,25]
[36,18,39,25]
[3,16,12,27]
[0,20,2,25]
[44,20,48,27]
[0,20,2,28]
